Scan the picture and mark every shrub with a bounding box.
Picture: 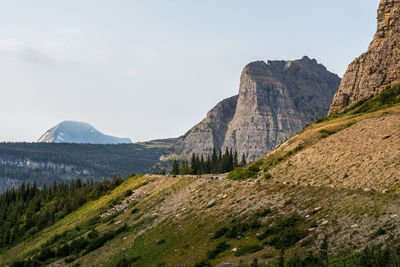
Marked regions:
[87,229,99,239]
[116,256,140,267]
[257,214,308,249]
[226,222,249,239]
[375,227,386,237]
[64,256,76,263]
[36,247,56,262]
[256,208,272,217]
[206,241,231,259]
[319,129,337,138]
[211,226,229,239]
[264,173,273,180]
[227,165,260,180]
[70,237,89,255]
[234,244,263,256]
[156,239,166,245]
[124,189,133,197]
[131,208,139,214]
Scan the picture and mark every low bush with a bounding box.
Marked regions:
[234,244,263,256]
[115,256,141,267]
[226,222,250,239]
[257,214,308,249]
[206,241,230,259]
[131,208,139,214]
[211,226,229,239]
[123,189,133,197]
[319,129,337,138]
[255,208,272,217]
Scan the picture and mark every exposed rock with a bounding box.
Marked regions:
[166,57,340,161]
[237,197,246,203]
[207,200,217,208]
[313,207,322,213]
[100,191,149,218]
[329,0,400,114]
[221,264,233,267]
[321,220,329,226]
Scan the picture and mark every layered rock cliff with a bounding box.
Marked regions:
[167,57,340,161]
[329,0,400,114]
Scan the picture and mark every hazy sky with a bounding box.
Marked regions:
[0,0,379,142]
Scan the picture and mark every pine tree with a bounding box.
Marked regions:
[241,153,247,166]
[234,151,238,168]
[171,160,179,175]
[190,153,197,174]
[211,147,217,173]
[228,148,234,171]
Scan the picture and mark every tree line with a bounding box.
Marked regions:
[0,176,124,250]
[171,148,247,175]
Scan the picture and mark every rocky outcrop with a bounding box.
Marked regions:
[329,0,400,114]
[167,57,340,161]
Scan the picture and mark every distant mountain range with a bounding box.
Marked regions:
[37,121,131,144]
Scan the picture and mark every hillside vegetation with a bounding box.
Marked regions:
[0,141,172,193]
[1,87,400,266]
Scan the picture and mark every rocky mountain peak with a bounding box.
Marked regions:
[38,121,131,144]
[165,57,340,162]
[329,0,400,114]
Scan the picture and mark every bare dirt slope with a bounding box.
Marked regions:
[261,106,400,192]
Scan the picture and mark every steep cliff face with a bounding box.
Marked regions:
[168,57,340,161]
[329,0,400,114]
[165,95,238,159]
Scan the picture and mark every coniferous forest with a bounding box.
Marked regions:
[0,176,124,251]
[170,148,246,175]
[0,142,170,193]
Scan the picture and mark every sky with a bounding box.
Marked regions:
[0,0,379,142]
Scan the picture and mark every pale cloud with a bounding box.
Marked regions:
[0,38,54,65]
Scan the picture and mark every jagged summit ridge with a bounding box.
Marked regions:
[329,0,400,114]
[166,56,340,161]
[38,121,131,144]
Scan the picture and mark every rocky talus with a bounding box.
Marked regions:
[329,0,400,114]
[167,57,340,161]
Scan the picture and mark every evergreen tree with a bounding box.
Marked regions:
[228,148,234,171]
[171,160,179,175]
[211,147,217,173]
[241,153,247,166]
[234,151,238,168]
[190,153,197,174]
